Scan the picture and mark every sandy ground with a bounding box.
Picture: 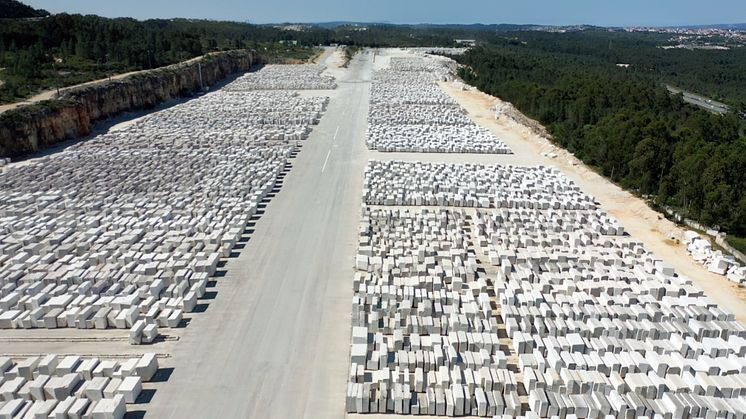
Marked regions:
[439,80,746,322]
[326,48,347,69]
[313,45,346,70]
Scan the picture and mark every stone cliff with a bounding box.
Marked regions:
[0,50,256,158]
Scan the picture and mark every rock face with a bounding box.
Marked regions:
[0,102,91,157]
[0,50,256,158]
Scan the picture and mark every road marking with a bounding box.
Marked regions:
[333,126,339,141]
[321,149,332,173]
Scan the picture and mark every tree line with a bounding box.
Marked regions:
[457,45,746,236]
[489,30,746,108]
[0,13,334,103]
[0,0,48,18]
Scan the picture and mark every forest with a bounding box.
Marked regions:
[0,0,48,18]
[0,12,331,103]
[484,30,746,109]
[0,12,482,104]
[457,44,746,243]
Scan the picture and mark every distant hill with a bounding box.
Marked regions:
[0,0,49,18]
[304,22,540,31]
[291,22,609,33]
[680,23,746,30]
[414,23,540,30]
[293,21,390,28]
[655,23,746,30]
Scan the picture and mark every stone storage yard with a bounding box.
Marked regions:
[478,204,746,417]
[348,207,522,415]
[0,69,330,338]
[0,64,334,416]
[347,50,746,418]
[0,354,157,418]
[366,57,511,154]
[224,64,337,90]
[349,158,746,417]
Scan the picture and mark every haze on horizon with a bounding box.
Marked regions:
[21,0,746,27]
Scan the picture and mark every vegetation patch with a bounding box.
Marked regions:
[727,235,746,256]
[457,42,746,237]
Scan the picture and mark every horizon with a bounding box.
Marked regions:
[21,0,746,28]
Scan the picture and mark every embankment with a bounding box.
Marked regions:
[0,49,257,158]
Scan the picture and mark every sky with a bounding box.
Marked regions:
[22,0,746,27]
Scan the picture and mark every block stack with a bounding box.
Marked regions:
[0,65,332,345]
[225,64,337,90]
[363,160,594,210]
[348,208,522,416]
[349,158,746,417]
[484,203,746,417]
[0,354,158,419]
[683,231,745,284]
[366,57,511,154]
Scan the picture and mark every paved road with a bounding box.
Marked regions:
[666,85,729,114]
[145,52,373,419]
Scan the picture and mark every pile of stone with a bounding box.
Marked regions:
[0,67,329,345]
[387,57,455,75]
[86,91,328,145]
[363,161,594,210]
[347,207,522,416]
[368,104,474,127]
[366,124,511,154]
[225,64,337,90]
[683,231,745,284]
[407,48,469,56]
[0,354,157,419]
[367,56,511,154]
[371,75,455,105]
[161,91,329,126]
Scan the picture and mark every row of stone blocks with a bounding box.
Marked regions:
[0,65,332,346]
[348,207,520,415]
[346,382,522,416]
[366,124,511,154]
[0,276,205,328]
[367,55,513,154]
[0,354,157,419]
[224,64,337,90]
[529,387,746,419]
[364,161,594,210]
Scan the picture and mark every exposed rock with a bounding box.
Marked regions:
[0,50,257,158]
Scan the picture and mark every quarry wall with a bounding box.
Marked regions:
[0,49,257,158]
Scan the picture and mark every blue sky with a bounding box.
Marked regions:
[23,0,746,26]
